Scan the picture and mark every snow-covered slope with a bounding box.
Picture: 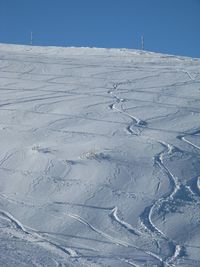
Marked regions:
[0,44,200,267]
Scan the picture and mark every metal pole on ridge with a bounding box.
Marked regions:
[141,35,144,50]
[30,32,33,45]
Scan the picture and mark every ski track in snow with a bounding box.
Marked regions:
[0,44,200,266]
[0,209,78,258]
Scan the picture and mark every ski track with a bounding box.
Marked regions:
[64,212,167,266]
[0,209,78,258]
[108,83,147,136]
[139,139,185,266]
[108,82,187,266]
[181,136,200,151]
[110,207,141,236]
[0,44,200,266]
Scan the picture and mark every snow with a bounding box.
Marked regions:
[0,43,200,267]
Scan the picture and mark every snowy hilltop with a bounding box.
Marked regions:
[0,43,200,267]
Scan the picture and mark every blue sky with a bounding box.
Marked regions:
[0,0,199,58]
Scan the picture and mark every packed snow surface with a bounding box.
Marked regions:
[0,44,200,267]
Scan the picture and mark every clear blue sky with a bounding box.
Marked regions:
[0,0,199,58]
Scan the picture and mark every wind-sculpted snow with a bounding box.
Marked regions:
[0,44,200,267]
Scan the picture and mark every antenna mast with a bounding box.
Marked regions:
[141,35,144,50]
[30,32,33,45]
